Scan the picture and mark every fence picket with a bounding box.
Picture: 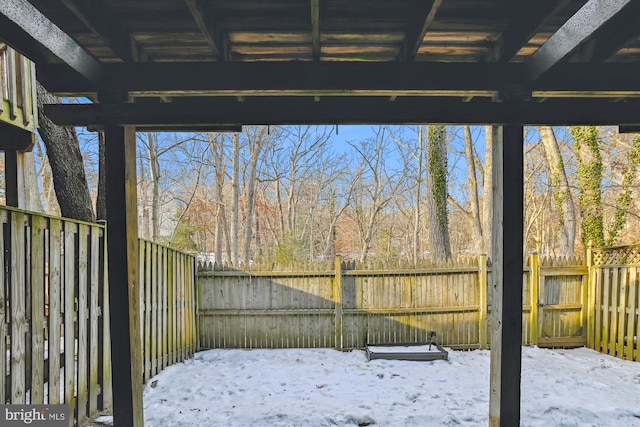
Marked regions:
[48,219,62,405]
[0,212,6,405]
[10,212,27,404]
[30,215,45,404]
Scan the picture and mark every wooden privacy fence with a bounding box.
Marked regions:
[588,243,640,361]
[0,206,198,427]
[138,239,197,383]
[197,254,588,351]
[0,207,111,426]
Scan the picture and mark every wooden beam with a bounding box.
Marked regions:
[310,0,320,61]
[185,0,226,60]
[526,0,637,80]
[0,122,35,151]
[489,125,524,427]
[35,61,640,98]
[619,125,640,133]
[104,123,143,427]
[41,61,517,97]
[584,1,640,62]
[60,0,139,62]
[487,0,571,62]
[43,98,640,127]
[399,0,442,61]
[4,149,20,208]
[0,0,103,83]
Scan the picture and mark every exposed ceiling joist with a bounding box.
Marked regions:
[185,0,226,60]
[44,98,640,127]
[487,0,571,62]
[60,0,138,62]
[311,0,320,61]
[526,0,637,80]
[0,0,103,83]
[36,61,640,99]
[399,0,442,61]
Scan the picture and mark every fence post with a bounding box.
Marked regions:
[478,254,488,349]
[585,240,594,348]
[529,251,539,346]
[334,256,343,351]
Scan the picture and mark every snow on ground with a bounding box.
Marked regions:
[113,346,640,426]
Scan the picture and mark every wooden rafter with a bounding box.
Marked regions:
[0,0,102,83]
[580,0,640,62]
[487,0,571,62]
[526,0,637,80]
[399,0,442,61]
[185,0,227,61]
[43,98,640,127]
[311,0,320,61]
[60,0,140,62]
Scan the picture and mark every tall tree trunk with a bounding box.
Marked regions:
[243,127,268,264]
[426,125,452,260]
[538,126,576,255]
[571,126,604,247]
[138,155,150,239]
[36,81,95,222]
[464,125,483,252]
[96,132,107,220]
[413,127,425,263]
[483,126,495,257]
[146,132,161,241]
[230,133,240,265]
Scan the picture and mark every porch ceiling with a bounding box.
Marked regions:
[1,0,640,126]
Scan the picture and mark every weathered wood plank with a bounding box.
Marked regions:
[11,212,27,404]
[30,214,45,404]
[610,268,620,356]
[48,218,62,405]
[0,211,7,404]
[143,241,151,381]
[617,268,628,359]
[77,224,89,424]
[89,226,100,415]
[625,267,636,360]
[63,221,76,424]
[99,228,112,409]
[593,269,602,352]
[602,269,610,354]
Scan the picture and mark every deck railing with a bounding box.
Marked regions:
[0,45,37,134]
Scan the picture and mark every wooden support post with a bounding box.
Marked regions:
[489,125,524,427]
[529,251,539,346]
[478,254,488,350]
[4,149,21,207]
[334,255,343,351]
[104,124,143,427]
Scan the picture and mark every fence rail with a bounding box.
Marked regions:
[0,207,197,427]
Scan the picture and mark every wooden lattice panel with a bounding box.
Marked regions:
[591,245,640,267]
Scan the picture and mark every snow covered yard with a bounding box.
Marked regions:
[107,346,640,426]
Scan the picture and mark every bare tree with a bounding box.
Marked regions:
[538,126,576,255]
[348,127,407,263]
